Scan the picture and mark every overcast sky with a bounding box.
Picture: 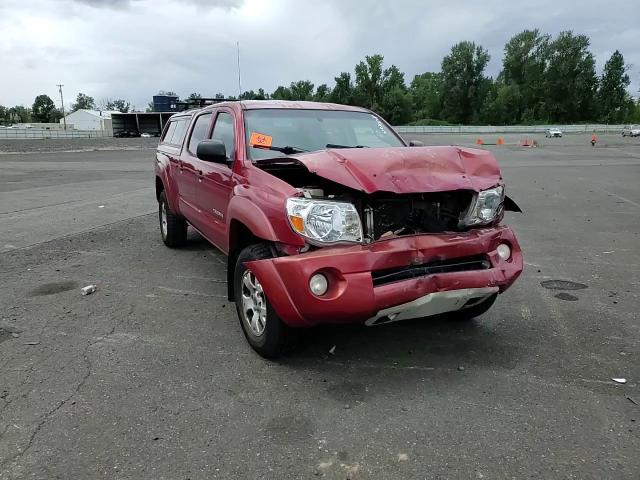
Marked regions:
[1,0,639,111]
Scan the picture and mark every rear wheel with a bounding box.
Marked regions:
[234,243,295,358]
[448,294,497,321]
[158,191,187,248]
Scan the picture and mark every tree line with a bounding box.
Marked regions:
[234,29,639,125]
[2,29,639,126]
[0,94,132,125]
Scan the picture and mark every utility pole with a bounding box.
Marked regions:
[57,84,67,130]
[237,41,242,99]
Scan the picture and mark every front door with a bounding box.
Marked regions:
[192,110,236,251]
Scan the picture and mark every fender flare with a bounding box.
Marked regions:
[156,169,180,214]
[226,195,280,249]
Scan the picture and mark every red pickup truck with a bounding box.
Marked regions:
[155,101,523,357]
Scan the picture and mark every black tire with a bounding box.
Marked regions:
[448,294,497,321]
[158,191,187,248]
[233,243,295,358]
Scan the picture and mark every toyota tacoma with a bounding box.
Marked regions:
[154,101,523,358]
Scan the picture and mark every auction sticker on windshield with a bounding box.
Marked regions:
[250,132,273,148]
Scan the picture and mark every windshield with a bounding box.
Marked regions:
[244,109,405,160]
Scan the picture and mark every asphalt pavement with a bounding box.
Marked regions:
[1,134,639,479]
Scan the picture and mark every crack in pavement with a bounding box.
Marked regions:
[0,303,131,473]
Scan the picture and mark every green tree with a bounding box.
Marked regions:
[542,31,598,122]
[289,80,315,100]
[501,29,550,121]
[353,54,385,109]
[597,50,631,123]
[106,99,131,113]
[32,94,56,122]
[8,106,32,123]
[187,92,202,100]
[409,72,442,120]
[314,84,331,102]
[378,65,411,124]
[271,85,292,100]
[440,41,490,124]
[330,72,354,105]
[0,105,9,125]
[480,82,522,124]
[71,93,96,112]
[380,86,412,125]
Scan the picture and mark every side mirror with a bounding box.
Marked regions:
[197,139,228,163]
[409,140,424,147]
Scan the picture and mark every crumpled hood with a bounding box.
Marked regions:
[291,146,502,194]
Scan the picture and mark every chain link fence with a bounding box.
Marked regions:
[394,124,627,134]
[0,129,111,139]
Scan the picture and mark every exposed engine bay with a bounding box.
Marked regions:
[259,160,478,242]
[299,187,473,242]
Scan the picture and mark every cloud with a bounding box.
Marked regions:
[71,0,136,8]
[1,0,639,110]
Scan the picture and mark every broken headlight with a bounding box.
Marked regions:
[459,185,505,227]
[286,197,363,245]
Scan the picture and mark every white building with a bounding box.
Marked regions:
[60,110,119,131]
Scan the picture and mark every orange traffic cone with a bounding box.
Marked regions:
[497,137,504,146]
[476,138,483,145]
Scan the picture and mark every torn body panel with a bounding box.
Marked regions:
[289,146,502,194]
[245,226,523,327]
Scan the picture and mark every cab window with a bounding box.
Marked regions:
[211,112,235,161]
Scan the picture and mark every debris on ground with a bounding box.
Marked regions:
[611,377,627,384]
[24,341,40,345]
[626,396,638,406]
[81,285,97,296]
[458,366,465,371]
[328,345,336,356]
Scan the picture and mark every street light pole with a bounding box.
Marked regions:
[57,84,67,130]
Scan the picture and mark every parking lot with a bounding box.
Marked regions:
[1,134,639,479]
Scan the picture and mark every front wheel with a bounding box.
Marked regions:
[233,243,295,358]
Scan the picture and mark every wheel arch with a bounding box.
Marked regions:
[226,218,276,301]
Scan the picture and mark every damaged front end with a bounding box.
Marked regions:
[248,146,523,327]
[257,146,521,245]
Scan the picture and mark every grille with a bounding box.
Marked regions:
[363,191,474,241]
[371,255,490,287]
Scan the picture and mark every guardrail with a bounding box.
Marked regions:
[0,129,110,139]
[395,124,626,134]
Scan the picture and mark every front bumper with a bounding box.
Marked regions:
[246,226,523,327]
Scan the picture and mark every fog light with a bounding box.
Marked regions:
[497,243,511,261]
[309,273,328,296]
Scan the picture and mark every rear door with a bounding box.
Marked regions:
[160,117,195,216]
[192,109,236,250]
[180,111,214,233]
